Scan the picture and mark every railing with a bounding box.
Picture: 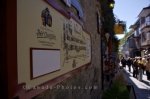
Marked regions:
[140,22,150,30]
[141,39,150,46]
[141,32,150,46]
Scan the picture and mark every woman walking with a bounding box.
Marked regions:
[138,57,144,81]
[146,58,150,80]
[133,58,139,78]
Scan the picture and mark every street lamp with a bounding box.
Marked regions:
[109,3,114,8]
[108,0,115,9]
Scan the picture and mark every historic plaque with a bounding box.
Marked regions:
[17,0,91,87]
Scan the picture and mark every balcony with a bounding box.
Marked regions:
[141,32,150,47]
[140,16,150,32]
[140,22,150,32]
[141,40,150,46]
[134,28,140,36]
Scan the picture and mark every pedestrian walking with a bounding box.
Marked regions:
[126,57,132,72]
[138,57,144,81]
[146,58,150,80]
[121,57,126,68]
[133,58,139,78]
[141,58,147,74]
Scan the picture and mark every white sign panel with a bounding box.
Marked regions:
[31,49,61,78]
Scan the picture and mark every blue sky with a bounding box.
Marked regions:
[114,0,150,39]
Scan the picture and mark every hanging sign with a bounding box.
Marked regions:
[114,24,124,34]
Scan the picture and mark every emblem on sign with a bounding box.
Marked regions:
[41,8,52,27]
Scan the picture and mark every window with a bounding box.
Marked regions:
[134,31,138,37]
[71,0,83,19]
[147,32,150,40]
[141,17,145,24]
[62,0,84,19]
[140,17,145,29]
[145,16,150,26]
[142,33,146,42]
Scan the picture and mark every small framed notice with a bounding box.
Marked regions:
[30,48,61,79]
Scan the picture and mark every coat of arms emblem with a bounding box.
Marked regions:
[41,8,52,27]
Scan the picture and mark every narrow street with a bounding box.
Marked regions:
[122,65,150,99]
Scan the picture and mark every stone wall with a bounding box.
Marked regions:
[33,0,102,99]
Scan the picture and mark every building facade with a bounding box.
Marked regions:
[122,6,150,58]
[138,6,150,57]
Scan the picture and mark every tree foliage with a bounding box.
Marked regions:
[100,0,119,52]
[100,0,115,34]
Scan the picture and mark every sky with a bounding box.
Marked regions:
[114,0,150,39]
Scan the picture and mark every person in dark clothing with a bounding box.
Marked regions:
[121,57,126,68]
[146,58,150,80]
[127,57,132,72]
[132,59,136,77]
[133,58,139,78]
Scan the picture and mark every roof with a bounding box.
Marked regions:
[138,6,150,17]
[129,19,140,29]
